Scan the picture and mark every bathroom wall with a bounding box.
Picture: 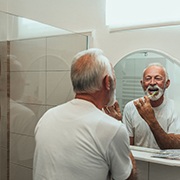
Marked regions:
[0,41,9,180]
[1,0,180,66]
[0,12,88,180]
[8,34,87,180]
[0,10,9,180]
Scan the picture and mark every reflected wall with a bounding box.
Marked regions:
[0,11,88,180]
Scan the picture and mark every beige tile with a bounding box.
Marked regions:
[10,71,26,101]
[9,105,47,169]
[0,93,8,118]
[0,116,7,148]
[10,38,46,71]
[22,104,47,120]
[47,54,69,71]
[17,72,46,105]
[0,147,8,180]
[46,71,74,106]
[10,163,32,180]
[10,133,34,168]
[47,35,87,68]
[46,105,56,111]
[0,14,8,41]
[10,100,37,135]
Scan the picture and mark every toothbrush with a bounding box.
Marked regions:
[148,91,158,98]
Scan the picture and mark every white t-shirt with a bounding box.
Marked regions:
[123,97,180,149]
[33,99,132,180]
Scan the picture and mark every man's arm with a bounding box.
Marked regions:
[103,101,122,121]
[130,137,134,146]
[104,101,137,179]
[126,153,137,180]
[134,96,180,149]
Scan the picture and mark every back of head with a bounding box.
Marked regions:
[71,48,112,94]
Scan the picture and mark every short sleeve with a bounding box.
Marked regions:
[106,124,132,180]
[122,103,134,137]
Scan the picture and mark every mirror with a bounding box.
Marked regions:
[0,11,88,180]
[114,49,180,149]
[115,49,180,113]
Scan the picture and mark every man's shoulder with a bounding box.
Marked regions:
[98,111,126,131]
[162,97,176,109]
[124,98,138,109]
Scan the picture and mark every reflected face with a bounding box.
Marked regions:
[141,66,168,101]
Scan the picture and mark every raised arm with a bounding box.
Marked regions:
[103,101,122,121]
[133,96,180,149]
[104,102,137,179]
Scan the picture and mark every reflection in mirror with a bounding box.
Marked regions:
[0,11,88,180]
[114,49,180,149]
[115,49,180,112]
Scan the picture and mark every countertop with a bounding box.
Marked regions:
[131,145,180,167]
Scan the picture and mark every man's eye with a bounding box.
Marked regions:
[155,77,163,81]
[145,77,151,81]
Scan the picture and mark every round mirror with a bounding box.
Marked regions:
[114,49,180,114]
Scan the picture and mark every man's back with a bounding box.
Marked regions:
[33,99,132,180]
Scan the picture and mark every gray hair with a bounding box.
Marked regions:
[142,62,169,81]
[71,48,113,93]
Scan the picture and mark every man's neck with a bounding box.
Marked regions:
[75,92,105,110]
[150,96,164,107]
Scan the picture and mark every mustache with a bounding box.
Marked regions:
[145,85,165,101]
[147,85,160,91]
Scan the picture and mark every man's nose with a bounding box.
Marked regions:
[149,78,156,85]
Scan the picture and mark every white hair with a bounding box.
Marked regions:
[142,62,169,81]
[71,48,113,93]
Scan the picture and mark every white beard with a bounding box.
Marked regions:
[145,85,164,101]
[107,89,116,106]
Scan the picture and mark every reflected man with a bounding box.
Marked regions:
[123,63,180,149]
[10,56,37,167]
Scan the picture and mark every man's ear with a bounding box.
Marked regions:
[140,80,144,88]
[165,79,170,89]
[140,79,146,91]
[104,75,110,90]
[140,80,143,86]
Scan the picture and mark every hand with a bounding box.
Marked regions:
[133,96,156,125]
[103,101,122,121]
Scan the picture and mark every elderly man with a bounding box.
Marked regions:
[123,63,180,149]
[33,48,137,180]
[134,94,180,149]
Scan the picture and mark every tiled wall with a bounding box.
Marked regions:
[0,41,9,180]
[1,34,87,180]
